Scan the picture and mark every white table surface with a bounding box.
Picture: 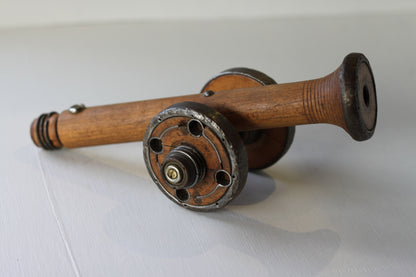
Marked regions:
[1,13,415,277]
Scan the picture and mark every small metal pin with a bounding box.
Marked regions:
[167,168,178,180]
[69,104,86,114]
[164,164,182,185]
[203,90,215,97]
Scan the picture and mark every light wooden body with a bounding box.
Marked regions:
[30,53,377,149]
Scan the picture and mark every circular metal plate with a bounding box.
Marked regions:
[143,101,248,211]
[201,68,295,170]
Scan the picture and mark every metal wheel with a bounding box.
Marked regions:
[143,101,248,211]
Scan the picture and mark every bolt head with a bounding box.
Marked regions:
[68,104,86,114]
[203,90,215,97]
[164,164,182,185]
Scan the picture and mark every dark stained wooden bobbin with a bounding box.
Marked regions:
[143,101,248,211]
[200,68,295,170]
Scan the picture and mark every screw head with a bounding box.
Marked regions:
[164,164,182,185]
[203,90,215,97]
[69,104,86,114]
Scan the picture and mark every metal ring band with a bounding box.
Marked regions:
[35,112,61,150]
[44,112,59,150]
[36,114,49,150]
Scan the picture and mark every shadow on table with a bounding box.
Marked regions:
[25,146,340,275]
[230,171,276,206]
[103,198,340,276]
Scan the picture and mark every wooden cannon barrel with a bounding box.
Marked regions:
[31,53,377,150]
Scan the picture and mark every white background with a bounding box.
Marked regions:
[0,0,416,28]
[1,2,416,277]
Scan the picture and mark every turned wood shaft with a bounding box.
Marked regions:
[30,53,377,149]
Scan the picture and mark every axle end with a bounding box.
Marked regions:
[340,53,377,141]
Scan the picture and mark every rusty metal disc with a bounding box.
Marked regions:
[200,68,295,170]
[143,101,248,211]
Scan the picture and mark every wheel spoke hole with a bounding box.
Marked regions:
[149,137,163,153]
[175,189,190,202]
[188,119,204,137]
[215,170,232,187]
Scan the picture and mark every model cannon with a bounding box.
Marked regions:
[30,53,377,211]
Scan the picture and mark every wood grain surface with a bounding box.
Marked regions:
[31,66,351,148]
